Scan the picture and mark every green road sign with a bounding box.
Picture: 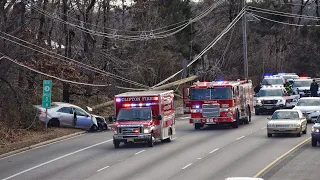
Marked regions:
[42,80,52,108]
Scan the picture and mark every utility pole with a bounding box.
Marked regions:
[242,0,248,79]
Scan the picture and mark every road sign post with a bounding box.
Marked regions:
[42,80,52,130]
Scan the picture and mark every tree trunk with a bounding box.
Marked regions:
[38,0,48,44]
[62,0,71,102]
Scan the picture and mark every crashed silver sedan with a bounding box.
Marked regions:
[267,109,307,137]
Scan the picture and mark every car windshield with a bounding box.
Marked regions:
[296,99,320,106]
[117,108,151,121]
[190,88,232,100]
[258,89,283,97]
[262,78,283,85]
[292,80,312,87]
[271,111,299,120]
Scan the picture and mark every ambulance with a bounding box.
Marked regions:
[112,90,176,148]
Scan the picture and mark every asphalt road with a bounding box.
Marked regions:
[0,115,315,180]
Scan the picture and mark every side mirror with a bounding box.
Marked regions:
[267,116,271,120]
[153,114,162,120]
[108,115,115,123]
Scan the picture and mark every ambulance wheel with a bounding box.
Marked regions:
[195,123,201,130]
[114,140,120,148]
[232,111,239,128]
[164,128,173,142]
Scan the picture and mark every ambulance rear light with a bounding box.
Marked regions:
[116,98,121,102]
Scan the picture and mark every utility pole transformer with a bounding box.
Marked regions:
[242,0,248,79]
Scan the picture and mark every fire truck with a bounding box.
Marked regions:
[183,79,254,129]
[112,90,176,148]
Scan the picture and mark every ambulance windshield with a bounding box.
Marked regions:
[117,108,152,121]
[190,88,232,100]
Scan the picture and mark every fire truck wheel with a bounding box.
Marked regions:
[232,111,239,128]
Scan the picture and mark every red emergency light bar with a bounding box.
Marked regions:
[122,102,157,107]
[116,96,158,102]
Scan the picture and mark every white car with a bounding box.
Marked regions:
[274,73,300,81]
[261,76,284,88]
[293,97,320,123]
[35,102,101,131]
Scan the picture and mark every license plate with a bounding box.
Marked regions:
[127,138,134,142]
[207,118,214,123]
[265,106,272,109]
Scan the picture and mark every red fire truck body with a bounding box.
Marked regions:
[113,90,176,148]
[183,80,254,129]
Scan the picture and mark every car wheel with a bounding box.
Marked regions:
[255,108,260,115]
[302,126,307,134]
[232,111,239,128]
[114,140,120,148]
[90,124,98,132]
[311,138,317,147]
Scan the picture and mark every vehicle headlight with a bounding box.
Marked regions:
[257,100,261,103]
[315,110,320,113]
[144,128,151,134]
[295,123,301,128]
[312,127,314,132]
[317,129,320,133]
[312,128,320,133]
[190,109,202,113]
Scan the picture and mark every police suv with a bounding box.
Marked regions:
[254,86,299,115]
[261,76,284,88]
[292,77,312,97]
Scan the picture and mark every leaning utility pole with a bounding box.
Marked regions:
[242,0,248,79]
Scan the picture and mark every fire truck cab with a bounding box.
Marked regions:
[113,90,176,148]
[183,79,254,129]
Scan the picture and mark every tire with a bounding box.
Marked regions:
[267,133,272,137]
[232,111,239,128]
[303,126,307,134]
[311,138,317,147]
[164,128,173,142]
[296,129,302,137]
[255,108,260,115]
[48,118,60,127]
[148,134,154,147]
[114,140,120,148]
[90,124,98,132]
[244,107,251,124]
[195,123,201,130]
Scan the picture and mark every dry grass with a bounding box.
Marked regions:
[0,127,82,155]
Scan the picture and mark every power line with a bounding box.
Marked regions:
[0,31,149,88]
[250,13,320,27]
[0,56,112,87]
[151,8,246,88]
[25,0,227,41]
[247,6,320,21]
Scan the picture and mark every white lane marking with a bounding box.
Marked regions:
[180,117,190,119]
[236,136,245,140]
[97,166,110,172]
[0,133,85,161]
[261,127,267,129]
[2,139,112,180]
[172,137,178,140]
[197,157,202,160]
[209,148,219,154]
[182,163,192,170]
[134,150,145,155]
